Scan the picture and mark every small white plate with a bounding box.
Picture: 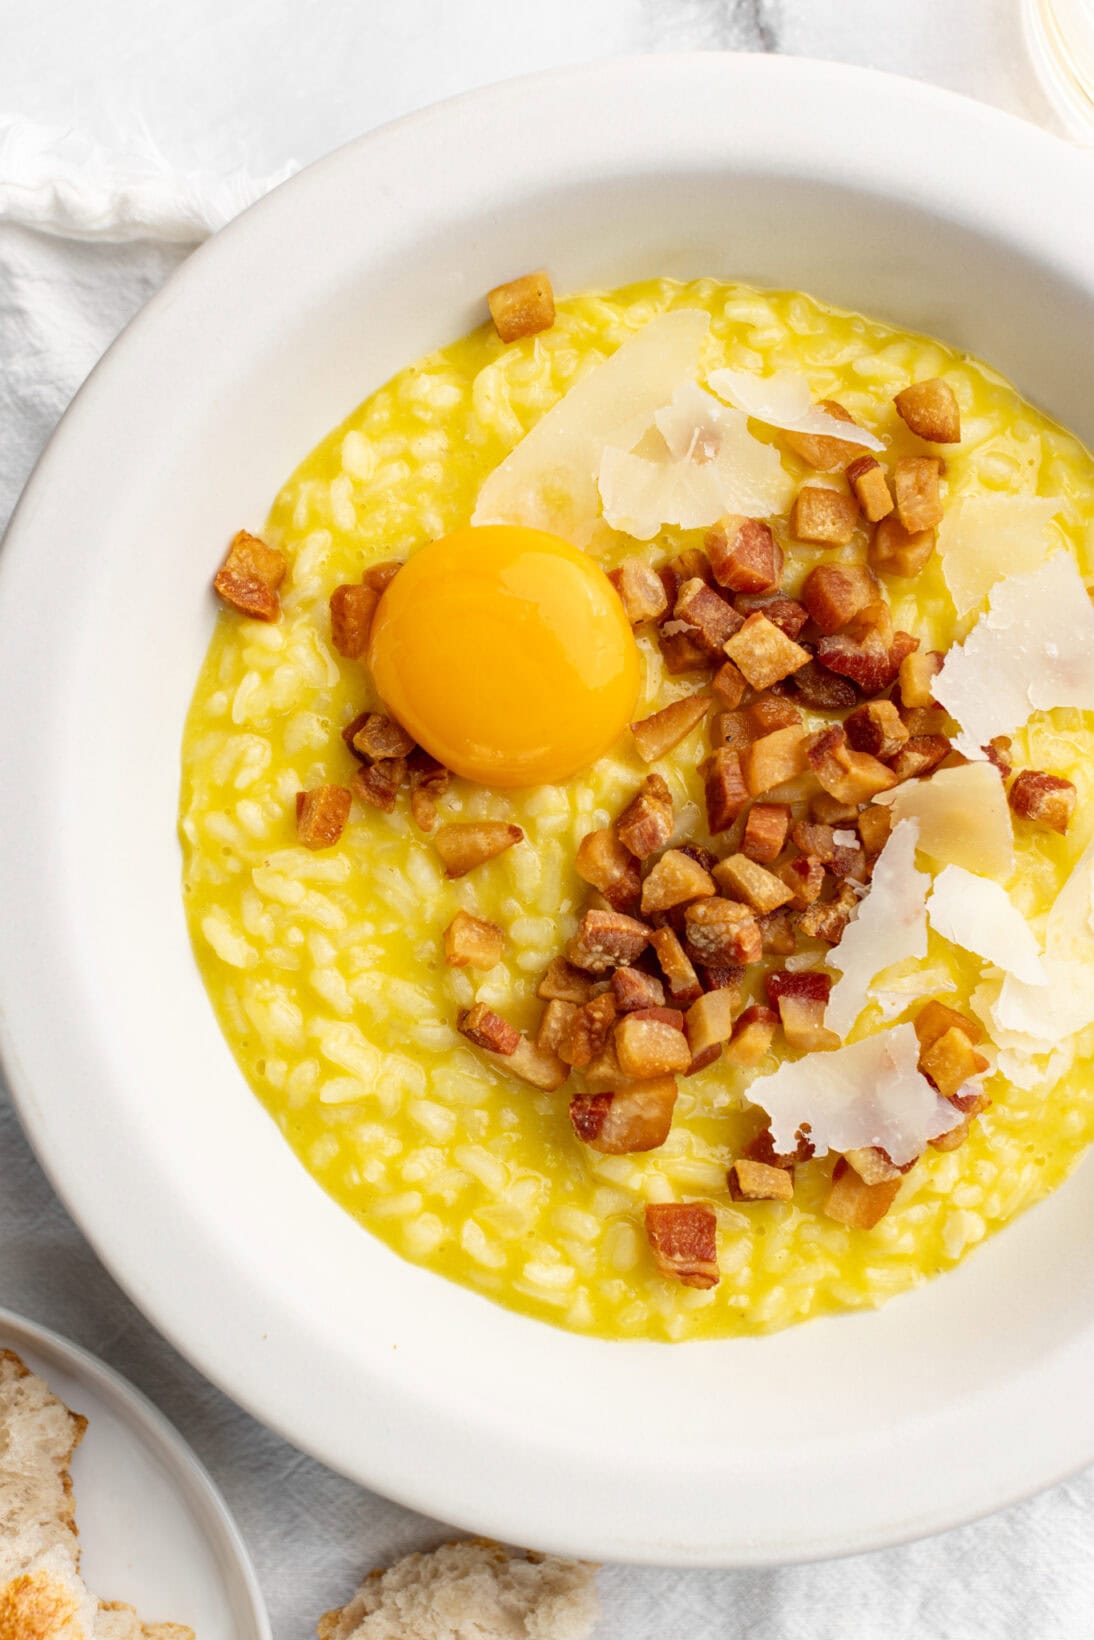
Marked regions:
[0,1306,270,1640]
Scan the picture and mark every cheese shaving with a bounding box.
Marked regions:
[707,366,884,450]
[825,820,929,1040]
[934,552,1094,758]
[937,494,1060,618]
[986,825,1094,1047]
[749,1022,961,1167]
[876,761,1014,881]
[472,307,710,545]
[927,864,1046,985]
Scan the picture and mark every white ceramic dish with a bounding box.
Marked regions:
[0,1307,269,1637]
[1,55,1094,1566]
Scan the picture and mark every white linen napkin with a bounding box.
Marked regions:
[4,116,1094,1640]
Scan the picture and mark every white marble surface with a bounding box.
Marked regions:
[0,3,1090,1638]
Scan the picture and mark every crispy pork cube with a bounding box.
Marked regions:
[740,725,809,797]
[724,613,810,692]
[759,907,793,955]
[362,559,403,593]
[560,993,618,1068]
[766,969,838,1051]
[610,557,669,624]
[503,1034,569,1091]
[685,988,738,1058]
[845,455,894,522]
[352,757,407,813]
[824,1157,902,1228]
[641,849,716,916]
[894,377,961,443]
[703,747,751,832]
[571,1080,678,1154]
[713,853,794,914]
[778,853,826,908]
[665,546,715,591]
[536,998,578,1055]
[811,796,859,828]
[582,1038,625,1091]
[746,696,803,736]
[869,515,936,579]
[537,956,593,1005]
[684,897,762,966]
[791,484,860,545]
[632,692,711,762]
[487,268,555,341]
[615,1011,692,1078]
[804,725,898,804]
[705,516,782,593]
[796,882,859,944]
[329,583,379,658]
[434,820,523,877]
[790,819,837,861]
[350,712,417,761]
[728,1158,795,1202]
[644,1201,720,1289]
[781,400,868,470]
[816,627,912,696]
[983,736,1013,780]
[658,625,713,675]
[711,659,748,709]
[901,703,949,737]
[783,660,859,712]
[919,1025,989,1099]
[742,802,791,865]
[611,967,666,1012]
[1009,770,1077,835]
[897,648,943,708]
[458,1003,520,1055]
[615,772,674,860]
[575,827,642,912]
[845,699,910,760]
[844,1146,903,1186]
[213,529,287,621]
[443,909,505,969]
[723,1004,779,1067]
[566,908,651,974]
[407,751,449,832]
[711,709,752,752]
[734,595,809,639]
[295,784,352,850]
[800,563,878,634]
[650,926,703,1007]
[857,803,893,855]
[888,735,951,780]
[893,456,943,533]
[914,1000,983,1051]
[674,578,743,653]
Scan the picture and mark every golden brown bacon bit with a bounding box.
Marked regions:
[781,400,866,471]
[791,485,860,545]
[713,853,794,915]
[845,699,910,761]
[790,819,837,861]
[915,999,983,1050]
[740,725,809,798]
[362,558,403,594]
[705,516,783,593]
[631,692,711,762]
[615,773,674,860]
[650,926,703,1007]
[487,268,555,341]
[766,970,838,1052]
[983,736,1013,779]
[763,907,799,955]
[897,648,943,708]
[566,908,651,974]
[684,897,762,966]
[213,530,287,621]
[433,820,523,878]
[443,909,505,970]
[728,1159,794,1203]
[329,583,379,659]
[1009,769,1077,835]
[894,377,961,444]
[919,1027,989,1099]
[844,1146,905,1186]
[824,1157,902,1228]
[685,987,737,1059]
[815,626,911,697]
[724,614,810,692]
[458,1003,520,1056]
[746,696,803,736]
[696,961,744,995]
[702,747,750,833]
[640,849,716,916]
[888,735,951,781]
[537,956,592,1005]
[571,1080,678,1154]
[536,998,578,1055]
[742,802,791,865]
[893,456,943,534]
[658,625,712,675]
[674,578,744,654]
[504,1035,569,1091]
[583,1038,625,1091]
[724,1004,779,1068]
[805,725,897,803]
[644,1202,720,1289]
[900,701,949,735]
[779,853,826,908]
[575,827,642,912]
[735,595,810,640]
[351,758,407,813]
[408,751,449,832]
[869,516,936,578]
[800,563,878,634]
[296,785,352,850]
[351,712,417,762]
[711,710,751,752]
[810,795,857,827]
[782,660,858,712]
[611,967,666,1012]
[711,659,748,709]
[615,1011,691,1078]
[796,883,859,945]
[932,1086,992,1152]
[560,993,618,1068]
[857,803,893,855]
[610,558,669,625]
[846,455,894,523]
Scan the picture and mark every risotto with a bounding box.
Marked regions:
[180,276,1094,1341]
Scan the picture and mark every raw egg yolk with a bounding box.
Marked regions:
[368,525,640,787]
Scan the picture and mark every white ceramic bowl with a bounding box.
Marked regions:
[2,55,1094,1566]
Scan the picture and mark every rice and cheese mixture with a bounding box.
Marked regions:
[180,277,1094,1341]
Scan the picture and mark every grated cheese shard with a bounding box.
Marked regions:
[934,553,1094,758]
[937,494,1060,618]
[472,307,710,544]
[707,367,884,451]
[877,761,1014,881]
[927,864,1046,985]
[825,820,929,1039]
[985,826,1094,1048]
[748,1022,960,1167]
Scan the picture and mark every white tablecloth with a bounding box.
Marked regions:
[3,4,1093,1636]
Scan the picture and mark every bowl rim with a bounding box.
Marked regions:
[3,51,1094,1567]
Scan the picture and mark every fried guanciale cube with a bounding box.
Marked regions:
[869,516,936,579]
[443,909,505,970]
[213,529,287,621]
[800,563,878,634]
[1009,770,1077,835]
[632,692,711,762]
[893,456,943,534]
[723,1003,779,1067]
[329,583,379,658]
[857,803,894,855]
[897,648,943,707]
[566,908,651,974]
[735,595,810,639]
[811,793,858,825]
[362,559,403,592]
[458,1003,520,1055]
[711,709,751,753]
[575,827,642,912]
[351,757,407,813]
[919,1025,989,1100]
[894,377,961,443]
[350,712,417,762]
[615,772,674,860]
[571,1080,678,1154]
[724,613,810,692]
[781,400,867,471]
[778,853,826,909]
[783,660,859,713]
[888,735,951,780]
[746,696,803,736]
[684,897,762,966]
[703,747,751,833]
[914,999,983,1051]
[503,1035,568,1091]
[728,1159,794,1203]
[705,516,782,593]
[644,1201,720,1289]
[844,1146,905,1186]
[845,699,910,760]
[713,853,793,915]
[796,882,859,944]
[845,455,894,522]
[815,626,913,697]
[824,1157,902,1229]
[650,926,703,1007]
[685,987,738,1060]
[805,726,897,804]
[658,625,712,675]
[295,784,352,850]
[739,725,809,797]
[615,1010,692,1078]
[610,557,669,624]
[641,849,716,916]
[433,820,523,877]
[674,578,743,653]
[767,969,839,1052]
[791,485,860,545]
[611,967,666,1012]
[537,955,592,1005]
[407,750,449,832]
[560,993,618,1068]
[536,998,578,1055]
[742,802,791,865]
[487,268,555,341]
[711,659,748,709]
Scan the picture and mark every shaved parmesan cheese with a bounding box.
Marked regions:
[937,494,1060,618]
[707,366,884,450]
[825,820,929,1039]
[989,826,1094,1045]
[597,382,793,540]
[749,1022,960,1166]
[934,553,1094,758]
[472,308,710,545]
[877,762,1014,881]
[927,865,1046,985]
[872,965,960,1023]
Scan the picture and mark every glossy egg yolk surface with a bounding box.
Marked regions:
[368,525,640,787]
